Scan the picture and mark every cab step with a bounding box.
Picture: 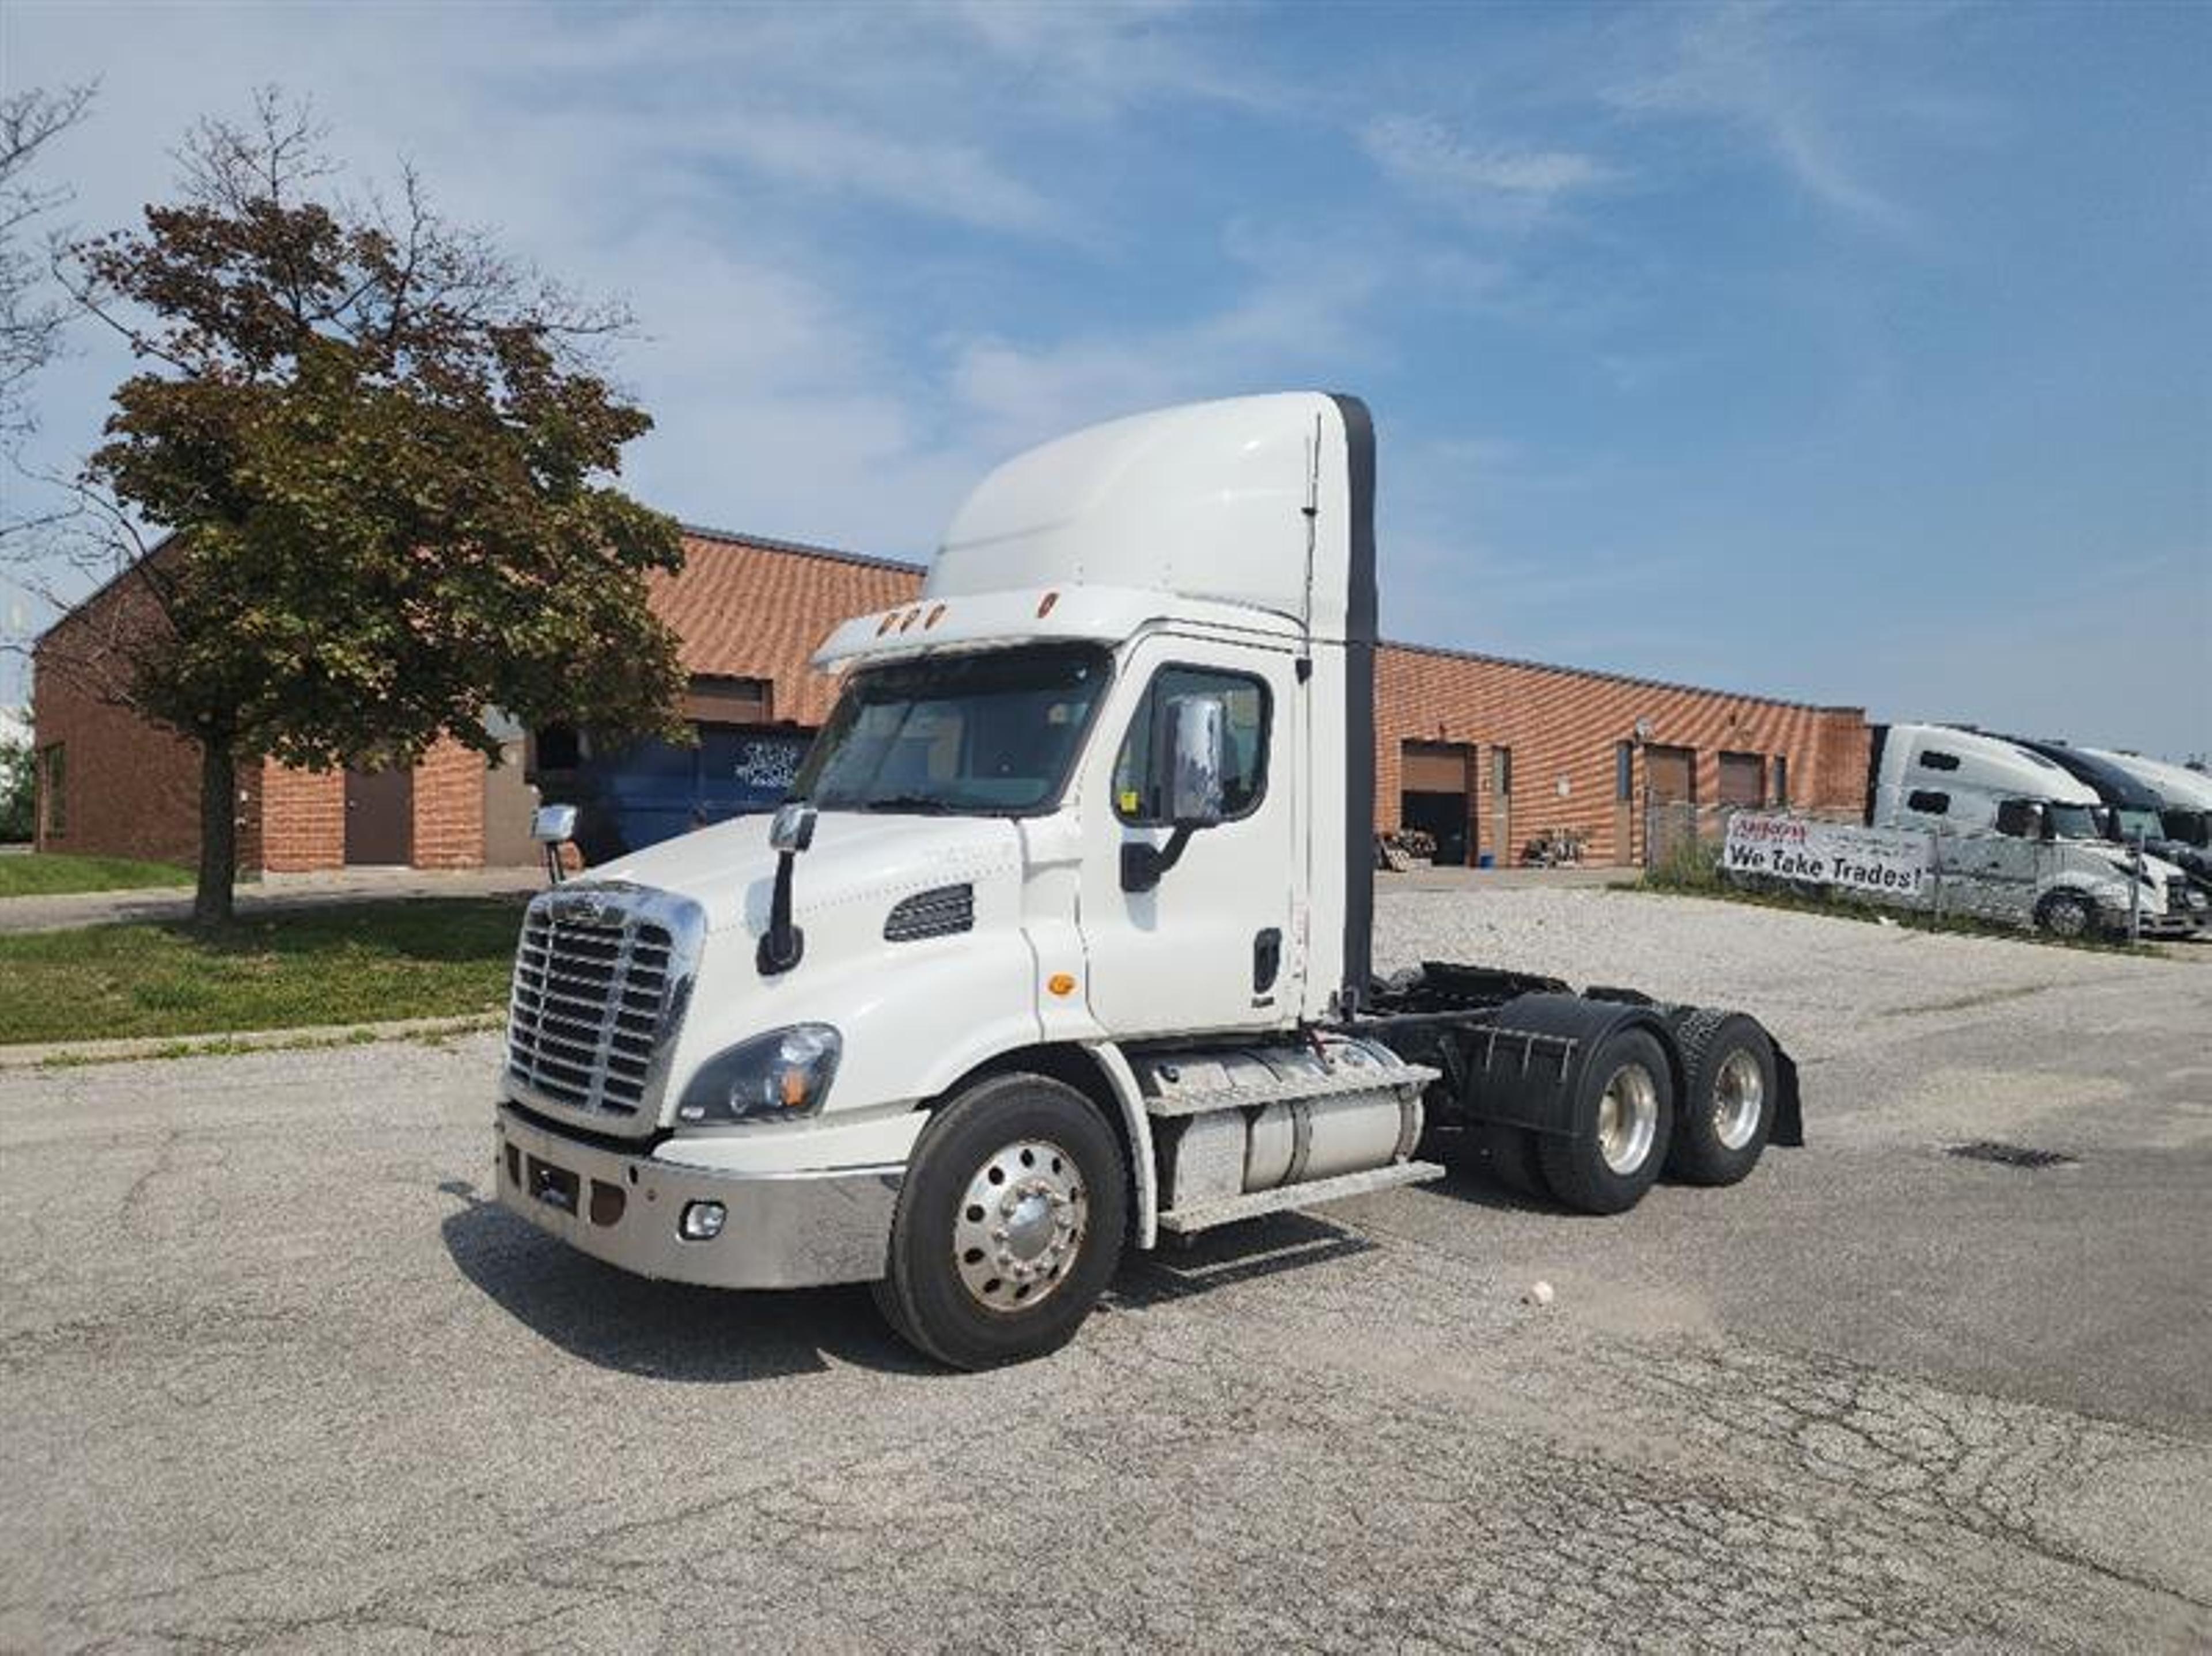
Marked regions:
[1155,1159,1446,1236]
[1143,1062,1439,1119]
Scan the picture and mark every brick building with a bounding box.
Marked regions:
[31,526,1866,870]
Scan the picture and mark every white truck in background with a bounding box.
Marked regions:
[494,393,1799,1369]
[2080,747,2212,881]
[1866,722,2199,937]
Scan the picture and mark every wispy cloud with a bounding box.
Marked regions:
[700,112,1071,238]
[1362,114,1613,207]
[1607,2,1944,234]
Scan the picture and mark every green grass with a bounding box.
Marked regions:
[0,898,525,1045]
[0,852,194,898]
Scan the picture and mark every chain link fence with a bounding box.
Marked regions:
[1642,800,2208,943]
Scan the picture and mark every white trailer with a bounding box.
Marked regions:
[493,394,1799,1369]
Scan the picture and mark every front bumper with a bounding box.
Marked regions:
[494,1104,902,1289]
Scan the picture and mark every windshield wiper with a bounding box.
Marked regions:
[859,794,965,815]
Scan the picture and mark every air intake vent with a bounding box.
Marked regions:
[885,884,974,942]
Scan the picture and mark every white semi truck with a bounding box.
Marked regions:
[1866,722,2201,937]
[494,393,1800,1369]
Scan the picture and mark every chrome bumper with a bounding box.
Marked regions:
[494,1104,902,1289]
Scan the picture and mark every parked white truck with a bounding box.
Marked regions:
[1866,722,2199,937]
[494,393,1800,1368]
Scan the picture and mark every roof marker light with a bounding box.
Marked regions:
[876,612,897,636]
[899,608,922,632]
[925,603,946,629]
[1037,591,1060,618]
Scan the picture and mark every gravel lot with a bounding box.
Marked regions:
[2,886,2207,1651]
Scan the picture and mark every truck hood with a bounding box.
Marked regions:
[582,810,1024,937]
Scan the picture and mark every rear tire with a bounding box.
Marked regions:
[1665,1011,1776,1186]
[873,1073,1127,1371]
[1536,1026,1674,1215]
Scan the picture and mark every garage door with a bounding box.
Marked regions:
[1645,745,1695,805]
[1718,751,1765,808]
[1400,741,1475,866]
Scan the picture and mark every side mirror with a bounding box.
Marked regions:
[760,803,817,975]
[1123,696,1229,894]
[531,804,578,845]
[1163,694,1227,828]
[770,801,817,854]
[531,803,578,886]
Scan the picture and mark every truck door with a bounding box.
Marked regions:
[1075,635,1300,1036]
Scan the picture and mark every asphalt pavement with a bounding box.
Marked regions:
[1,890,2206,1651]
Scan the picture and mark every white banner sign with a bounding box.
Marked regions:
[1722,813,1933,900]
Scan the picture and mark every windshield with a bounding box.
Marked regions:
[2161,809,2209,848]
[791,645,1111,816]
[2046,803,2103,841]
[2109,807,2163,842]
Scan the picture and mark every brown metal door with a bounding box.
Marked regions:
[1717,751,1764,808]
[344,767,414,865]
[1646,745,1696,804]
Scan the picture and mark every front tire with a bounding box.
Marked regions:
[1536,1026,1675,1215]
[873,1073,1127,1370]
[2035,889,2097,939]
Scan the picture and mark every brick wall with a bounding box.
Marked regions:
[36,528,1870,876]
[654,531,925,725]
[410,738,488,870]
[1377,645,1869,866]
[30,575,225,867]
[257,764,342,872]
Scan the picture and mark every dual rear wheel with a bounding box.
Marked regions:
[1472,1013,1778,1214]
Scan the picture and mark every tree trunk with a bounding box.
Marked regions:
[194,738,238,928]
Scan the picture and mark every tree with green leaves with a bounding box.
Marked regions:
[0,719,32,842]
[47,92,687,924]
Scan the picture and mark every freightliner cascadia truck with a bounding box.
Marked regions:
[495,393,1801,1369]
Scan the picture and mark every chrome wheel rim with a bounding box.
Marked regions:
[1596,1063,1660,1175]
[952,1138,1086,1312]
[1713,1049,1765,1150]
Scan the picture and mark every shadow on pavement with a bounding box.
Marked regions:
[437,1178,936,1383]
[1112,1210,1378,1311]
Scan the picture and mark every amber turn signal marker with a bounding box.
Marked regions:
[1047,972,1077,997]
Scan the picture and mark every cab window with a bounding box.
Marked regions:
[1112,666,1270,825]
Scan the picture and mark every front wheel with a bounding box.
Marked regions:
[2035,889,2098,939]
[1536,1026,1675,1215]
[873,1073,1127,1370]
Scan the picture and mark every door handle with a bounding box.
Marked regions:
[1253,927,1282,995]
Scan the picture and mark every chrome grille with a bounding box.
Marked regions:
[505,886,701,1128]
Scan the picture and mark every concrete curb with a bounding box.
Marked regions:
[1,1012,506,1070]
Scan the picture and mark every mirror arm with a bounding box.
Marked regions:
[757,849,806,975]
[1120,825,1197,893]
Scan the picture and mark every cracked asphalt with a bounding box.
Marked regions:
[2,889,2207,1651]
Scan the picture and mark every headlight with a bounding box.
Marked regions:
[675,1025,842,1127]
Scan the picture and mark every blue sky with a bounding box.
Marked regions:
[5,2,2207,757]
